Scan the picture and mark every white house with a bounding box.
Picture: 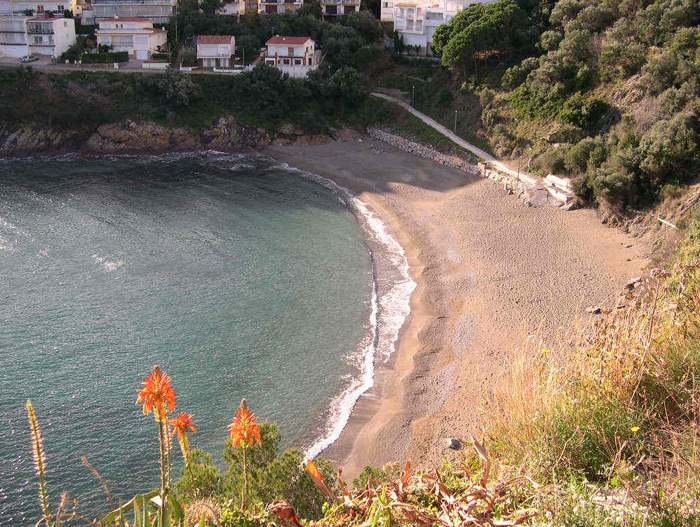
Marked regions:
[92,0,176,23]
[196,34,234,68]
[394,0,498,54]
[263,35,318,78]
[0,14,75,57]
[320,0,358,19]
[95,16,166,59]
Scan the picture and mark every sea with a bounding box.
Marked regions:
[0,152,415,525]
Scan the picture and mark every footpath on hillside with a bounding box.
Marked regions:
[370,91,574,204]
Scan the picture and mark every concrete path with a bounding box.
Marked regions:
[371,91,541,187]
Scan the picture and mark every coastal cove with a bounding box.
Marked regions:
[2,139,652,524]
[0,153,395,525]
[265,137,650,477]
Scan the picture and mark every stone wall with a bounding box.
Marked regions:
[367,128,568,208]
[367,128,480,176]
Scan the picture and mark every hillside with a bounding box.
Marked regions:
[377,0,700,222]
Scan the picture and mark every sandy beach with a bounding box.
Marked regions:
[265,137,649,479]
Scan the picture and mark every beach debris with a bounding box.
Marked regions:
[626,277,642,290]
[586,306,602,314]
[657,217,678,229]
[448,438,463,450]
[269,501,303,527]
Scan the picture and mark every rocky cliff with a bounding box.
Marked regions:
[0,117,333,157]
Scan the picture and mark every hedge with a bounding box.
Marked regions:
[82,51,129,63]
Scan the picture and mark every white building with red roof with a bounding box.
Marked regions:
[263,36,318,77]
[95,16,166,59]
[0,14,75,58]
[196,34,235,68]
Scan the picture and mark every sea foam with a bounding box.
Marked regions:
[268,162,417,460]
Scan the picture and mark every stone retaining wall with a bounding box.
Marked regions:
[367,127,566,208]
[367,128,480,176]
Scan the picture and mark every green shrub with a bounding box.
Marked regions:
[564,136,599,175]
[501,56,538,89]
[176,449,228,502]
[532,149,566,174]
[81,51,129,63]
[558,93,608,129]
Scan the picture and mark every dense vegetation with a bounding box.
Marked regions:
[0,64,372,132]
[389,0,700,220]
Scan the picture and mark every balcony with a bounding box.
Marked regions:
[93,0,170,5]
[27,24,54,34]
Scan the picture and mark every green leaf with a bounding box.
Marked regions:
[100,489,159,525]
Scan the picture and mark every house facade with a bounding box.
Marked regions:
[321,0,359,19]
[263,35,317,77]
[0,14,75,57]
[380,0,393,21]
[0,0,72,15]
[196,34,234,68]
[92,0,175,23]
[394,0,497,54]
[258,0,301,14]
[95,16,166,59]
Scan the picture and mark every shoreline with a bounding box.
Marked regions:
[264,137,650,479]
[273,162,416,462]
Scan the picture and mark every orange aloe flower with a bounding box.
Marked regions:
[136,365,176,421]
[228,399,261,447]
[168,412,197,438]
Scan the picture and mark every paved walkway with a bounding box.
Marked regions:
[370,91,540,187]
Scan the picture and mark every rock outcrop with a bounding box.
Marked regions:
[0,117,329,157]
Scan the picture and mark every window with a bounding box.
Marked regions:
[34,36,42,44]
[287,46,294,56]
[57,5,64,10]
[37,5,44,12]
[294,58,301,65]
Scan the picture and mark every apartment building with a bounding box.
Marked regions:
[321,0,359,19]
[258,0,301,14]
[0,14,75,57]
[92,0,175,23]
[394,0,497,54]
[0,0,72,15]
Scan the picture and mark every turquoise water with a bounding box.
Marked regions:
[0,153,375,525]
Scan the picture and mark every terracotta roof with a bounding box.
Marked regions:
[101,16,152,22]
[265,35,311,45]
[198,35,233,44]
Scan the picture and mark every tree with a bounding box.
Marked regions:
[201,0,223,15]
[392,29,405,54]
[432,0,535,70]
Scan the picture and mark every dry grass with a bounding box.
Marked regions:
[484,218,700,523]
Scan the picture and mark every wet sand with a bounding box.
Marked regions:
[264,137,648,479]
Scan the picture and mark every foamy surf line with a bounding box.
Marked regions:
[268,161,417,461]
